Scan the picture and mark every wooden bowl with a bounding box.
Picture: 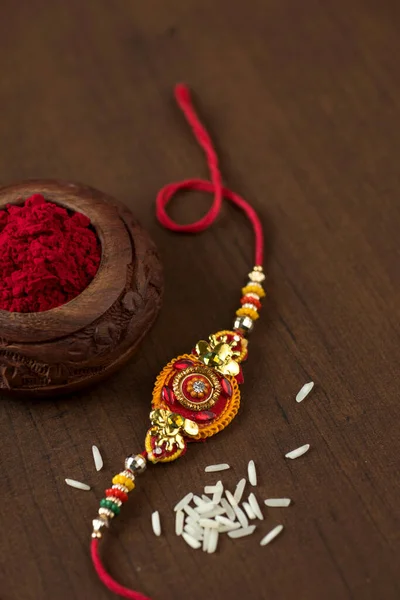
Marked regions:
[0,180,163,396]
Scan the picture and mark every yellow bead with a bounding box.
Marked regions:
[236,307,259,321]
[122,476,135,491]
[242,284,265,298]
[112,474,123,485]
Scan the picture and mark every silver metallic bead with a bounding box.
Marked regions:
[92,517,109,533]
[234,315,254,335]
[125,454,147,474]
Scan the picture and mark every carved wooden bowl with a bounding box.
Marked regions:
[0,180,163,396]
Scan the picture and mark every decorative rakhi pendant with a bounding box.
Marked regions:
[145,329,248,462]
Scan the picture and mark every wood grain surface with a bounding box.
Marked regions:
[0,1,399,599]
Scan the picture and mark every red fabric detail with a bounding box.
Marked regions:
[241,295,262,310]
[0,194,101,312]
[236,367,245,385]
[91,539,151,600]
[156,84,264,266]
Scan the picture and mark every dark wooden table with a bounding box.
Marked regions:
[0,1,399,599]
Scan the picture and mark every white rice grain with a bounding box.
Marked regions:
[192,495,204,507]
[183,504,198,519]
[65,478,90,491]
[233,478,246,504]
[248,460,257,486]
[242,501,256,520]
[227,525,256,539]
[199,506,225,519]
[205,463,230,473]
[92,445,103,472]
[175,510,185,536]
[184,524,203,541]
[248,493,264,520]
[201,494,212,503]
[204,484,218,494]
[199,518,220,529]
[233,504,249,528]
[174,492,193,512]
[151,511,161,537]
[260,524,284,546]
[182,532,201,550]
[285,444,310,459]
[225,490,238,507]
[296,381,314,403]
[221,498,236,521]
[264,498,291,507]
[196,502,217,515]
[216,515,240,530]
[212,481,224,505]
[207,528,219,553]
[203,527,211,552]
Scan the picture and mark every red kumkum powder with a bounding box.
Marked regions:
[0,194,101,312]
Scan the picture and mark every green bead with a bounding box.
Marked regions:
[99,498,120,515]
[109,501,120,515]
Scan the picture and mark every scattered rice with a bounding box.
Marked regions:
[233,478,246,504]
[92,445,103,472]
[65,478,90,491]
[207,528,219,553]
[248,493,264,520]
[182,532,201,549]
[200,506,225,519]
[175,510,184,536]
[174,492,193,512]
[221,498,236,521]
[248,460,257,486]
[204,484,218,494]
[184,524,203,540]
[225,490,238,507]
[228,525,256,539]
[205,463,230,473]
[201,494,212,503]
[242,501,256,520]
[260,524,284,546]
[199,518,220,529]
[215,515,240,530]
[296,381,314,403]
[192,495,204,507]
[212,481,224,505]
[151,511,161,537]
[264,498,291,507]
[183,504,198,519]
[203,527,211,552]
[285,444,310,459]
[233,504,249,529]
[196,502,217,515]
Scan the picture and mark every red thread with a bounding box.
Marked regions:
[156,84,264,266]
[0,194,101,312]
[91,85,265,599]
[91,539,151,600]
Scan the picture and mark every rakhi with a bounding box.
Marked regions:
[90,84,265,600]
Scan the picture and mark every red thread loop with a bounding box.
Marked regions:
[156,84,264,266]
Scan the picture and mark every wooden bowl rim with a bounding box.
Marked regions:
[0,180,132,343]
